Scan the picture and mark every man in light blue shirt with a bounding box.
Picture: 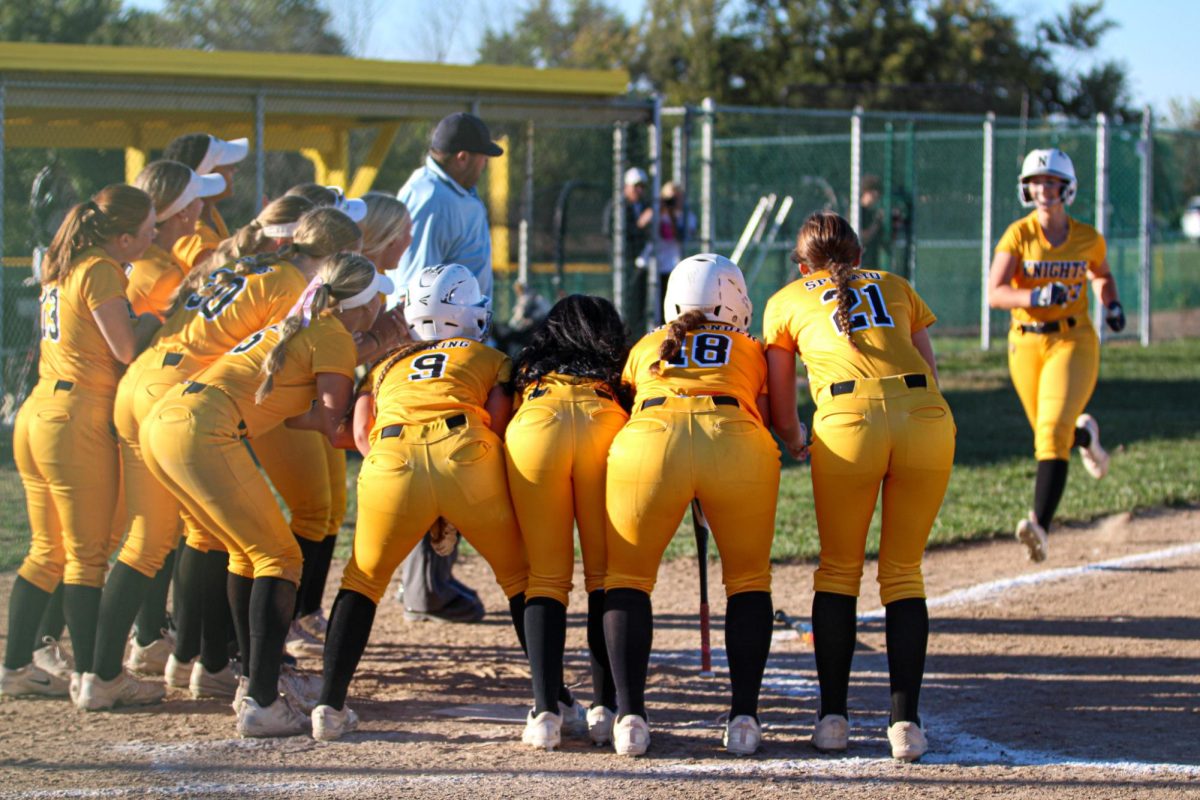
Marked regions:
[389,112,503,307]
[393,113,504,624]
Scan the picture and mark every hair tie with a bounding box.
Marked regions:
[287,276,325,328]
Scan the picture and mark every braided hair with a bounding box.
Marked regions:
[649,309,710,377]
[512,294,632,408]
[43,184,152,284]
[792,211,863,350]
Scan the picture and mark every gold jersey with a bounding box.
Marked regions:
[996,212,1106,325]
[126,244,187,321]
[171,211,227,273]
[37,249,131,394]
[148,260,309,371]
[191,314,357,438]
[763,269,936,402]
[367,338,511,435]
[623,322,767,422]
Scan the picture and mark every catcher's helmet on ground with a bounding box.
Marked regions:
[1019,148,1077,208]
[403,264,491,341]
[663,253,753,332]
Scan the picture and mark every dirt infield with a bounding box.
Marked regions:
[2,507,1198,799]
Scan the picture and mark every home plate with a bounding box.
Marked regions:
[432,703,526,723]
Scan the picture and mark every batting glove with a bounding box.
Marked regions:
[1105,300,1126,333]
[1030,282,1069,307]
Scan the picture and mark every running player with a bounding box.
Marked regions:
[506,295,632,749]
[988,148,1123,562]
[311,264,529,742]
[1,185,159,700]
[764,211,955,762]
[139,254,390,737]
[604,254,780,757]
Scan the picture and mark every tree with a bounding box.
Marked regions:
[478,0,632,70]
[0,0,150,45]
[149,0,347,54]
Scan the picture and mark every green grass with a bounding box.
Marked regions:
[3,337,1198,572]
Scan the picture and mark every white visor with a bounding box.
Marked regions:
[325,186,368,222]
[260,221,300,239]
[339,271,394,311]
[197,136,249,175]
[156,171,227,222]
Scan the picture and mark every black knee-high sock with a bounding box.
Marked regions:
[525,597,567,715]
[292,536,323,621]
[5,577,53,669]
[226,573,254,674]
[885,598,928,725]
[603,588,653,720]
[200,551,233,672]
[319,589,377,710]
[172,545,205,663]
[247,577,296,707]
[1033,459,1070,531]
[587,590,616,711]
[92,562,153,681]
[134,547,176,646]
[62,585,102,674]
[508,592,527,653]
[812,591,858,719]
[726,591,773,720]
[300,535,338,617]
[34,583,66,644]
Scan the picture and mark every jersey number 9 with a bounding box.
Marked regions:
[409,353,448,381]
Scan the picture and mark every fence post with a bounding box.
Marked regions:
[677,106,692,254]
[0,79,6,408]
[906,120,918,286]
[612,122,626,316]
[981,112,995,351]
[700,97,715,253]
[254,90,266,215]
[882,121,894,271]
[1094,112,1109,339]
[850,106,863,232]
[518,120,534,287]
[646,94,663,331]
[1139,107,1153,346]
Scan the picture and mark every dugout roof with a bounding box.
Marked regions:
[0,41,645,192]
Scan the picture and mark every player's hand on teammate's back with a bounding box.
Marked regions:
[1105,301,1126,333]
[1029,281,1069,308]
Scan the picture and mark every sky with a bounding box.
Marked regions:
[125,0,1200,117]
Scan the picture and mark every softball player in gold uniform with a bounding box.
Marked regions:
[603,254,780,757]
[139,255,389,737]
[505,295,631,750]
[988,148,1122,562]
[312,265,529,742]
[1,185,159,700]
[162,133,248,272]
[765,211,955,762]
[84,202,337,709]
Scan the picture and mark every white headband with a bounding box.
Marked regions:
[339,271,394,311]
[261,221,300,239]
[196,136,249,176]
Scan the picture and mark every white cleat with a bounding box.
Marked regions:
[612,714,650,756]
[558,699,588,737]
[723,714,762,756]
[586,705,616,746]
[522,710,562,750]
[190,661,240,699]
[278,664,322,713]
[0,663,69,698]
[1016,512,1049,563]
[125,629,175,676]
[1075,414,1109,479]
[888,720,928,762]
[164,654,195,689]
[312,703,359,741]
[812,713,849,752]
[32,637,74,683]
[284,620,325,659]
[296,610,329,639]
[236,694,309,738]
[77,670,165,711]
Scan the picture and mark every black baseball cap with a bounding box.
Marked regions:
[431,113,504,157]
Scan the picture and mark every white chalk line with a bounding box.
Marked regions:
[8,536,1200,797]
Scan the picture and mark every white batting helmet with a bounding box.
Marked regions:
[1019,148,1077,208]
[402,264,491,341]
[663,253,752,332]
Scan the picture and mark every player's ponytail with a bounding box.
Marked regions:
[43,184,152,284]
[214,194,316,265]
[793,211,863,351]
[255,252,376,403]
[371,340,443,398]
[650,308,709,376]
